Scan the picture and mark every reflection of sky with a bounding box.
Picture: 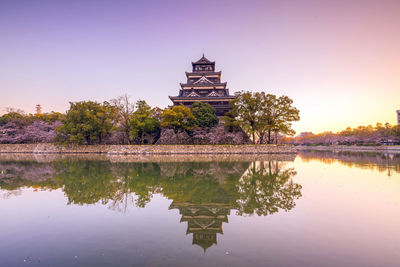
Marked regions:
[290,157,400,266]
[1,0,400,133]
[1,158,400,266]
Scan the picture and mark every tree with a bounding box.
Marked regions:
[56,101,119,144]
[0,109,64,143]
[229,91,300,144]
[229,91,262,143]
[223,110,241,132]
[191,102,219,128]
[0,120,60,144]
[110,94,135,144]
[0,112,28,126]
[150,107,163,121]
[0,109,64,128]
[258,94,300,144]
[160,105,197,132]
[129,100,160,144]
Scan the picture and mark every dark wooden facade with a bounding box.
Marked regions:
[169,55,235,116]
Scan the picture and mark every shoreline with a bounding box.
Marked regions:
[0,143,297,155]
[0,153,297,163]
[3,144,399,155]
[296,145,400,154]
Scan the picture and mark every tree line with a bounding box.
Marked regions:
[286,123,400,145]
[0,91,300,145]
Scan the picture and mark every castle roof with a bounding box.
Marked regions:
[180,82,227,88]
[192,54,215,65]
[169,95,235,101]
[185,71,221,77]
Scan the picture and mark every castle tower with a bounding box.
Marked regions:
[169,55,235,116]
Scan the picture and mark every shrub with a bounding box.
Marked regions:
[190,102,219,128]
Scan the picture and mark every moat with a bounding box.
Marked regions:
[0,151,399,266]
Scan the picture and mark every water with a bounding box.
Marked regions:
[0,152,399,266]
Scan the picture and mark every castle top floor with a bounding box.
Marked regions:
[191,54,215,72]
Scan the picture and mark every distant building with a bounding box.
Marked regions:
[35,104,42,115]
[397,110,400,125]
[169,55,235,116]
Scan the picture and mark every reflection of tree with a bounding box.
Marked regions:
[0,159,302,251]
[1,160,302,216]
[0,161,58,190]
[299,151,400,176]
[54,161,120,205]
[235,161,302,216]
[53,161,161,210]
[110,162,161,210]
[0,160,302,215]
[163,161,302,251]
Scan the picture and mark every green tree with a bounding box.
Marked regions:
[37,112,65,123]
[229,91,300,144]
[190,102,219,128]
[223,110,241,132]
[160,105,197,132]
[56,101,119,144]
[0,109,64,127]
[129,100,160,144]
[0,111,29,126]
[229,91,263,143]
[258,94,300,144]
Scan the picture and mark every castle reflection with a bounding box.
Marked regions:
[0,155,301,251]
[170,202,231,251]
[165,160,300,251]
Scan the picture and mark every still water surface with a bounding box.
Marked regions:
[0,152,399,266]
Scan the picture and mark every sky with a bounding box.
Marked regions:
[0,0,399,134]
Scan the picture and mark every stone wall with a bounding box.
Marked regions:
[155,126,251,145]
[0,143,297,155]
[0,153,297,163]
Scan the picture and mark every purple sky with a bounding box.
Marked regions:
[1,0,399,133]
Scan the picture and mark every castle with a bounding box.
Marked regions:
[169,55,235,116]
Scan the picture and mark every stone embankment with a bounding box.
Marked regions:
[0,153,297,163]
[296,145,400,153]
[0,143,297,155]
